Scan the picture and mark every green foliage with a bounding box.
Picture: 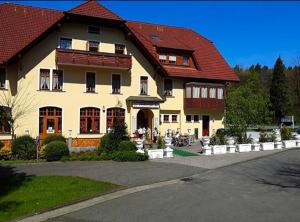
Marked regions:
[259,129,276,142]
[0,140,4,149]
[68,151,101,161]
[44,141,69,161]
[157,136,165,149]
[224,73,272,135]
[210,130,227,145]
[118,141,137,151]
[236,131,252,144]
[270,57,293,121]
[12,135,36,160]
[280,127,293,140]
[111,151,148,162]
[42,134,66,145]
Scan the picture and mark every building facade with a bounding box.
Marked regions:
[0,1,239,147]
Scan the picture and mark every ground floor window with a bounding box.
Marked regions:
[80,107,100,134]
[106,108,125,130]
[0,106,11,134]
[39,107,62,137]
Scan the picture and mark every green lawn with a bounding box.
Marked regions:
[173,148,199,157]
[0,174,120,222]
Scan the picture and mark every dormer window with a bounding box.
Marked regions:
[59,38,72,49]
[169,55,176,64]
[159,54,167,63]
[88,25,100,34]
[115,44,125,55]
[88,41,99,52]
[150,34,160,41]
[183,56,189,65]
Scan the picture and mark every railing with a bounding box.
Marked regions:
[184,98,224,109]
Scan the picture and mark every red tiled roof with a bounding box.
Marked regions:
[0,3,64,64]
[126,21,239,81]
[68,0,122,21]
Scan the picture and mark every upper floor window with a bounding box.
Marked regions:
[112,74,121,94]
[59,38,72,49]
[40,69,50,90]
[159,54,167,63]
[164,79,173,96]
[115,44,125,55]
[88,25,100,34]
[169,54,176,64]
[171,115,178,122]
[193,86,200,98]
[183,56,189,65]
[140,76,148,95]
[186,87,192,98]
[201,87,208,98]
[52,70,63,91]
[210,88,216,98]
[186,115,192,122]
[86,72,95,93]
[0,68,5,89]
[194,115,199,122]
[218,88,224,99]
[88,41,99,52]
[80,107,100,134]
[163,115,169,122]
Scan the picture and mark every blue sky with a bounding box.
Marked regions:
[10,1,300,68]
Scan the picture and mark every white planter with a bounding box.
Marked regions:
[274,142,282,149]
[260,142,274,151]
[212,145,227,154]
[227,145,236,153]
[135,139,144,154]
[202,137,211,155]
[147,149,164,159]
[283,140,297,149]
[236,144,252,152]
[164,147,174,158]
[252,144,260,151]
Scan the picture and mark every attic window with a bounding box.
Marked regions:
[159,54,167,63]
[150,34,160,41]
[88,25,100,34]
[169,55,177,64]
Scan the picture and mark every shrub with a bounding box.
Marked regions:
[98,134,115,154]
[0,141,4,149]
[12,135,36,160]
[236,132,252,144]
[281,127,293,140]
[112,151,148,162]
[210,131,227,146]
[44,141,69,161]
[42,134,66,145]
[118,141,136,151]
[157,136,165,149]
[0,146,12,160]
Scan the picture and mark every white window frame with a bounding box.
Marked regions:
[159,54,167,63]
[111,73,122,94]
[87,40,100,52]
[186,114,193,122]
[139,76,148,95]
[52,69,64,91]
[163,79,173,96]
[85,71,97,93]
[114,43,126,55]
[59,37,72,49]
[186,86,192,98]
[193,86,200,98]
[210,88,216,99]
[218,88,224,99]
[171,114,178,123]
[201,87,208,98]
[169,54,177,64]
[183,56,189,65]
[38,68,64,92]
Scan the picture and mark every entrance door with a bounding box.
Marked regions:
[202,115,210,137]
[39,107,62,139]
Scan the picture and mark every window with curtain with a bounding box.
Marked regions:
[193,86,200,98]
[172,115,178,122]
[169,54,176,64]
[88,41,99,52]
[40,69,50,90]
[163,115,169,122]
[0,68,5,88]
[186,87,191,98]
[112,74,121,94]
[140,76,148,95]
[80,107,100,134]
[86,72,95,92]
[59,38,72,49]
[201,87,208,98]
[218,88,224,99]
[52,70,63,91]
[164,79,173,96]
[159,54,166,63]
[115,44,125,54]
[183,56,189,66]
[210,88,216,98]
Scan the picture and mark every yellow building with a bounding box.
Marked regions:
[0,1,239,148]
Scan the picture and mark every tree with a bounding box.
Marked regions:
[224,73,272,134]
[270,57,292,122]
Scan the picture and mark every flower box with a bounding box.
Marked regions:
[283,140,297,149]
[236,144,252,152]
[227,145,236,153]
[251,144,260,151]
[212,145,227,154]
[260,142,274,151]
[147,149,164,159]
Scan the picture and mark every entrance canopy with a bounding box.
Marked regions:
[126,96,164,109]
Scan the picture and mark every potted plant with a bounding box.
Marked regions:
[259,129,274,150]
[235,131,252,152]
[147,136,164,159]
[210,133,227,155]
[226,136,236,153]
[281,127,296,148]
[251,137,260,151]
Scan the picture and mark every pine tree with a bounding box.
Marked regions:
[270,57,292,122]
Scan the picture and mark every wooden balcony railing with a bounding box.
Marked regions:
[56,48,132,70]
[184,98,224,109]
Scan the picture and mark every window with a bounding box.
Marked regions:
[172,115,178,122]
[106,108,125,130]
[0,68,5,89]
[40,69,50,90]
[193,86,200,98]
[159,54,167,63]
[112,74,121,94]
[88,41,99,52]
[186,87,192,98]
[164,79,173,96]
[163,115,169,122]
[80,107,100,134]
[150,34,160,40]
[218,88,224,99]
[39,107,62,135]
[86,72,95,93]
[183,56,189,65]
[210,88,216,98]
[52,70,63,91]
[201,87,208,98]
[59,38,72,49]
[88,25,100,34]
[186,115,192,122]
[169,54,176,64]
[140,76,148,95]
[194,115,199,122]
[0,106,11,134]
[115,44,125,55]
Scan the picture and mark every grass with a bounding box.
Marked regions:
[0,159,46,165]
[0,174,120,222]
[173,148,199,157]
